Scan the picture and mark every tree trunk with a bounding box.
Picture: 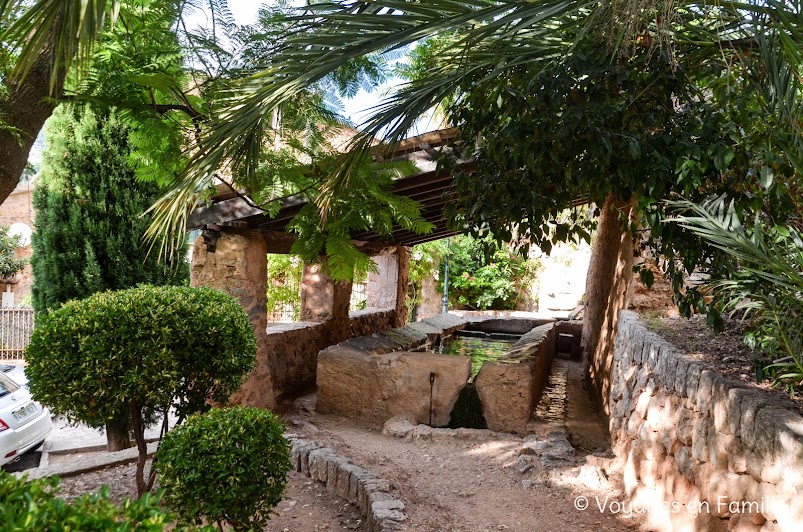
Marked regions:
[129,402,149,497]
[0,28,65,205]
[582,194,637,416]
[105,417,131,452]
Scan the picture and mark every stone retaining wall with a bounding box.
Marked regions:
[606,311,803,531]
[236,310,401,407]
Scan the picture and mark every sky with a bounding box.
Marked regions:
[28,1,431,166]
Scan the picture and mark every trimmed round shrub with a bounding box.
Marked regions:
[157,406,292,531]
[25,285,257,427]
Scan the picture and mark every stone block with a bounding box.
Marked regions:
[739,392,774,449]
[382,416,416,439]
[685,362,705,402]
[406,321,443,344]
[677,410,694,446]
[660,344,680,392]
[692,417,710,463]
[379,326,429,350]
[421,313,466,335]
[635,389,653,419]
[674,355,690,397]
[340,334,399,354]
[699,370,723,417]
[675,445,696,483]
[727,388,755,437]
[475,360,536,434]
[317,347,471,426]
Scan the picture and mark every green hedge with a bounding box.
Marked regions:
[157,406,292,531]
[0,470,207,531]
[25,285,257,428]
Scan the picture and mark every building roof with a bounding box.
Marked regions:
[188,128,586,252]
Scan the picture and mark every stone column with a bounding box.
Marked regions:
[190,229,275,409]
[366,246,410,326]
[394,246,411,326]
[300,261,352,341]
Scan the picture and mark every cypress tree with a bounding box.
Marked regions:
[31,105,188,313]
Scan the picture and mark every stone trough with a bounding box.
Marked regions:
[316,314,577,434]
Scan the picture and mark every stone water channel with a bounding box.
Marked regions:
[315,314,583,434]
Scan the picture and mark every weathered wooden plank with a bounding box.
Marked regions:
[188,197,265,229]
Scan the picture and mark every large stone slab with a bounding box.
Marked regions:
[421,313,466,336]
[464,318,555,335]
[379,326,429,351]
[475,360,537,434]
[317,346,471,426]
[476,323,556,433]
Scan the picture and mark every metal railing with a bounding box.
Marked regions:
[350,281,367,312]
[0,308,34,361]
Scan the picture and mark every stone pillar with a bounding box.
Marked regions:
[300,261,352,341]
[366,246,410,326]
[394,246,411,326]
[190,229,275,409]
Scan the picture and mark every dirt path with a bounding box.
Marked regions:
[283,360,646,532]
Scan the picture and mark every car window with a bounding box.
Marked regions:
[0,372,20,398]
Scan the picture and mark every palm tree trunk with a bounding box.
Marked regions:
[582,193,637,416]
[0,26,64,204]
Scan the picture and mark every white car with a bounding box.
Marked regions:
[0,370,51,466]
[1,364,28,389]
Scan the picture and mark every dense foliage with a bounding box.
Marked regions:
[25,285,257,494]
[266,254,303,321]
[408,235,539,312]
[0,470,205,531]
[671,197,803,393]
[0,226,26,281]
[157,406,292,531]
[445,237,538,311]
[31,106,188,314]
[438,34,800,321]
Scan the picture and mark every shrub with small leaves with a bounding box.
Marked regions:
[156,406,292,530]
[157,406,292,531]
[25,285,257,494]
[0,469,208,531]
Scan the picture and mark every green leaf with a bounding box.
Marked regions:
[759,166,774,189]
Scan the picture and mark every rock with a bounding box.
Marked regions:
[382,416,416,439]
[317,347,471,426]
[577,464,610,490]
[421,313,466,336]
[517,456,534,474]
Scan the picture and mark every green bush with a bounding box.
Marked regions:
[0,470,206,531]
[25,285,257,494]
[157,406,292,531]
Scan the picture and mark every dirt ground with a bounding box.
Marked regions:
[51,358,646,532]
[644,314,803,414]
[56,460,368,531]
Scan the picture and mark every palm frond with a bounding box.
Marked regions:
[1,0,122,91]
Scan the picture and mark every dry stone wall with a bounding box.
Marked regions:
[607,311,803,531]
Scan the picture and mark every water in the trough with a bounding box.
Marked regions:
[439,335,516,381]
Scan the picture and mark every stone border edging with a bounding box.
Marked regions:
[287,435,407,532]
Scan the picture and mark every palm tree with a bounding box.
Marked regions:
[5,0,803,395]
